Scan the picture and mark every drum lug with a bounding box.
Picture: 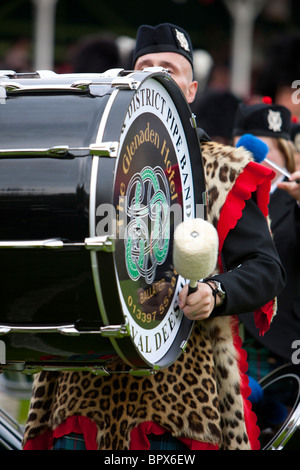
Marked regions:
[0,326,11,335]
[129,368,158,376]
[70,80,92,91]
[59,324,130,338]
[89,142,119,157]
[20,365,111,376]
[190,113,197,129]
[111,76,139,90]
[0,323,129,338]
[84,236,115,252]
[0,79,92,95]
[90,367,110,376]
[0,324,80,335]
[100,324,130,338]
[0,236,115,252]
[180,340,189,353]
[21,366,43,376]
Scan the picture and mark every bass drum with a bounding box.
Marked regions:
[0,68,206,374]
[254,363,300,450]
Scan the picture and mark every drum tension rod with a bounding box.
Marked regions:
[0,323,129,338]
[0,142,119,159]
[0,79,92,96]
[17,365,112,376]
[0,365,157,377]
[0,236,115,252]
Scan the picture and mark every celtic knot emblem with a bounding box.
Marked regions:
[124,166,170,284]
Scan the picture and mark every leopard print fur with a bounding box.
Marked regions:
[201,141,253,227]
[24,320,249,450]
[22,142,263,450]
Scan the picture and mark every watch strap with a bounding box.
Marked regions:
[202,281,219,308]
[203,279,225,307]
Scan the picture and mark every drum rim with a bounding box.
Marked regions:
[90,70,204,370]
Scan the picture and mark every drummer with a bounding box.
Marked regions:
[232,101,300,381]
[22,23,285,451]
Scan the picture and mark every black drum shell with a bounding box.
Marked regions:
[0,71,206,371]
[0,88,119,366]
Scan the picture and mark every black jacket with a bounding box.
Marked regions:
[212,194,286,318]
[197,130,285,332]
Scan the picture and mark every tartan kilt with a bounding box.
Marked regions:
[52,432,188,451]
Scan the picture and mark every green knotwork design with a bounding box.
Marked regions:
[124,166,170,284]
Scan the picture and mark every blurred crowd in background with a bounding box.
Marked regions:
[1,23,299,152]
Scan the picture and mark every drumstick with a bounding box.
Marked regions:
[173,218,219,295]
[237,134,300,184]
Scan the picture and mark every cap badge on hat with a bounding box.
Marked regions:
[174,28,190,52]
[267,109,283,133]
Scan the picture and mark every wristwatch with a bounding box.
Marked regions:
[203,279,226,307]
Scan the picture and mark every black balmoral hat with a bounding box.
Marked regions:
[232,99,291,140]
[194,89,241,140]
[132,23,193,69]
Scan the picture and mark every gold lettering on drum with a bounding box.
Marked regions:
[138,279,166,304]
[161,139,178,202]
[122,122,159,174]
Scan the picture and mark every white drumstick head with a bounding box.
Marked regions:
[173,218,219,282]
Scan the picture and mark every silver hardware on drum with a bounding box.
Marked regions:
[89,142,119,157]
[180,340,188,353]
[14,365,111,376]
[0,79,92,95]
[0,236,115,252]
[5,365,156,377]
[0,323,129,338]
[142,67,170,75]
[190,113,197,129]
[111,77,139,90]
[0,146,70,158]
[0,142,119,159]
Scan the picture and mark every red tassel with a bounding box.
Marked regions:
[262,96,272,104]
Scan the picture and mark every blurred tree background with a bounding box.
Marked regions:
[0,0,300,99]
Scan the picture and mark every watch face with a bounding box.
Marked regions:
[215,281,225,300]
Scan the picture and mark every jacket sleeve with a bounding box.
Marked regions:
[210,195,286,317]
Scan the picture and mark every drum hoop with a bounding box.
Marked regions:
[89,88,119,326]
[90,71,201,370]
[88,87,137,367]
